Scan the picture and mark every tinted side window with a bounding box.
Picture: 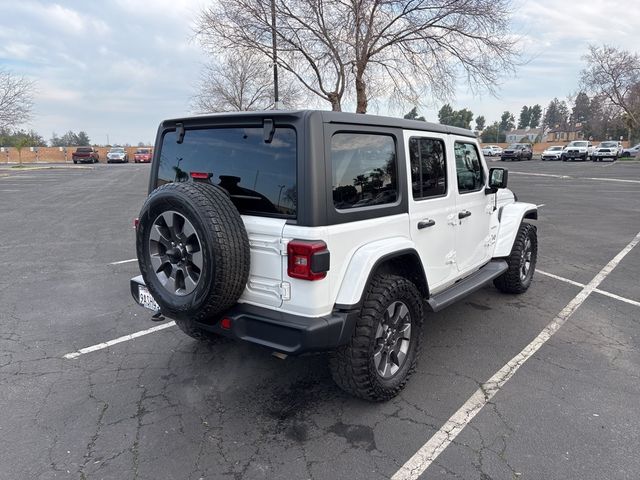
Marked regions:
[455,142,484,193]
[409,137,447,199]
[331,133,397,210]
[157,127,297,217]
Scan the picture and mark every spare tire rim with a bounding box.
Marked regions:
[520,236,533,282]
[373,301,412,379]
[148,210,203,296]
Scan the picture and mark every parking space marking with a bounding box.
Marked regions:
[391,231,640,480]
[63,321,176,359]
[536,269,585,288]
[536,269,640,308]
[583,177,640,184]
[109,258,138,265]
[510,172,571,179]
[593,288,640,308]
[510,171,640,184]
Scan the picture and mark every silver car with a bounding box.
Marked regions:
[106,147,129,163]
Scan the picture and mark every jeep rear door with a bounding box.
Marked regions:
[405,131,458,291]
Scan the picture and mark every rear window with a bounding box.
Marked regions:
[77,147,92,152]
[136,148,150,154]
[156,127,297,218]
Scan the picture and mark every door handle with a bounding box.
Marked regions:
[417,219,436,229]
[458,210,472,219]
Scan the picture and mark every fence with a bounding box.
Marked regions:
[0,146,152,164]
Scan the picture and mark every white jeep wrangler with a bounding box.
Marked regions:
[131,111,538,401]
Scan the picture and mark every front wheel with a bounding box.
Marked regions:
[329,274,424,401]
[494,223,537,294]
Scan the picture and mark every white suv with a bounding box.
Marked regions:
[131,111,538,401]
[592,141,623,161]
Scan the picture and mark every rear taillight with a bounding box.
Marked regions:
[287,240,330,281]
[133,218,139,230]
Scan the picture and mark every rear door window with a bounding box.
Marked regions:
[409,137,447,199]
[331,133,397,209]
[157,127,297,218]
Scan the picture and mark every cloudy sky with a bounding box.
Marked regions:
[1,0,638,144]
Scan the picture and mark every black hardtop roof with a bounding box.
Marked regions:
[161,109,476,139]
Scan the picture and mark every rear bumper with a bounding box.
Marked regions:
[130,275,358,355]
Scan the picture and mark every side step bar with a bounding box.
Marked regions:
[427,260,508,312]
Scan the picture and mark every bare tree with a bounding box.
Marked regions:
[192,51,301,113]
[581,45,640,132]
[0,68,34,130]
[196,0,518,113]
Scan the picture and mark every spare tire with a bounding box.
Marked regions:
[136,182,250,322]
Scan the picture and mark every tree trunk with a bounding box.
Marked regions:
[355,75,367,114]
[327,92,342,112]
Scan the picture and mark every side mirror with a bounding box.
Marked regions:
[485,168,508,194]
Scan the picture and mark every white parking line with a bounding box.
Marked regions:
[510,171,640,184]
[583,177,640,184]
[536,269,640,308]
[510,172,571,179]
[109,258,137,265]
[536,269,585,288]
[391,231,640,480]
[63,321,176,359]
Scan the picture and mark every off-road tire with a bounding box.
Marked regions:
[136,182,250,323]
[329,274,424,402]
[494,222,537,294]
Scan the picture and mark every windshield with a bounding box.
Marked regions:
[507,144,524,149]
[600,142,617,147]
[568,141,588,147]
[157,127,297,218]
[136,148,150,154]
[110,148,125,153]
[548,146,562,151]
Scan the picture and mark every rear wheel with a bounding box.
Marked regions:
[494,223,537,294]
[329,274,424,401]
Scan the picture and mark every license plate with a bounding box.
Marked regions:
[138,285,160,311]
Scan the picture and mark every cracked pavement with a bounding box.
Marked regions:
[1,161,639,479]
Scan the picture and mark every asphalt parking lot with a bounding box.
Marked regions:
[1,159,639,480]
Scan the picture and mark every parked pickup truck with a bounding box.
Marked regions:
[72,147,99,164]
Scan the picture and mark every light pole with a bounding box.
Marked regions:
[271,0,280,109]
